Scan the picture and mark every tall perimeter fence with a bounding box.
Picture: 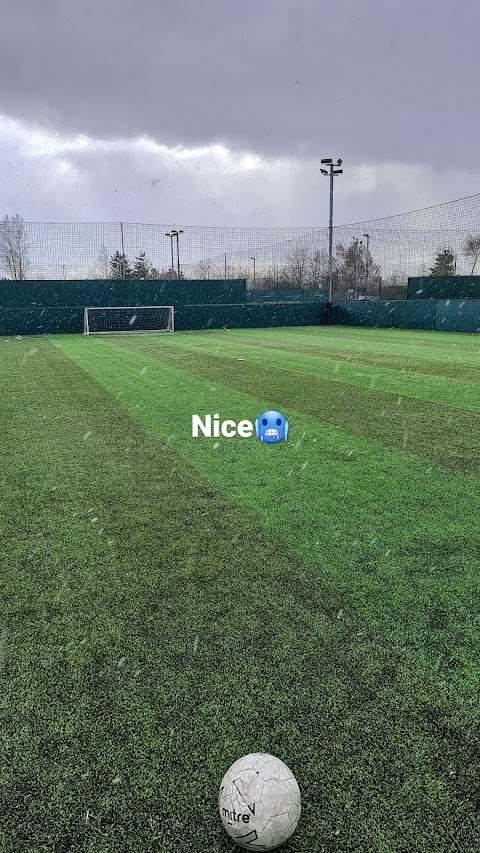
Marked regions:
[3,193,480,301]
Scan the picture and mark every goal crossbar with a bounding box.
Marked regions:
[84,305,174,335]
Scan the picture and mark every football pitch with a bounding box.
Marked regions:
[1,325,479,852]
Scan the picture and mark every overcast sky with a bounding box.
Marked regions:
[1,0,479,228]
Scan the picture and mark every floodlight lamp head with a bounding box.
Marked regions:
[337,158,343,166]
[333,169,343,175]
[320,169,328,175]
[321,158,332,164]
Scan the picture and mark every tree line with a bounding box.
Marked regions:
[2,214,480,292]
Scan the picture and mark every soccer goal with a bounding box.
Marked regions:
[83,306,174,335]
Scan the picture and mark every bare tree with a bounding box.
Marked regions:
[0,214,29,279]
[307,249,328,289]
[92,244,111,279]
[334,241,381,298]
[283,246,309,287]
[463,235,480,275]
[195,259,214,279]
[256,263,281,292]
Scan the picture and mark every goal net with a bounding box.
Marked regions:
[84,306,174,335]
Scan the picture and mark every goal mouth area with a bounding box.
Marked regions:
[83,305,174,335]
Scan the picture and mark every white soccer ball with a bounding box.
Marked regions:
[218,753,301,850]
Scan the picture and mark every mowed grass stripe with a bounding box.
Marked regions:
[128,330,480,412]
[236,324,480,356]
[210,328,480,383]
[227,326,480,371]
[84,331,480,476]
[1,338,479,852]
[54,334,480,697]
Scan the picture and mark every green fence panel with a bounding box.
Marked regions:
[407,276,480,300]
[245,290,324,304]
[245,290,276,304]
[407,277,450,300]
[62,309,84,334]
[330,302,360,326]
[55,280,127,307]
[302,290,329,303]
[393,300,436,330]
[0,310,28,336]
[186,305,247,330]
[0,307,64,336]
[125,279,188,308]
[277,290,305,303]
[243,304,326,328]
[356,302,394,328]
[436,299,480,333]
[453,278,480,299]
[274,304,321,325]
[245,305,280,328]
[170,307,190,331]
[187,279,246,305]
[0,280,61,308]
[39,307,64,333]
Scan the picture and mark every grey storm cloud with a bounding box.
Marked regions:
[1,0,480,168]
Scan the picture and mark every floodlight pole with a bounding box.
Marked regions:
[165,232,174,277]
[120,221,125,278]
[171,229,183,279]
[354,238,362,299]
[321,159,343,306]
[363,233,370,295]
[251,256,256,287]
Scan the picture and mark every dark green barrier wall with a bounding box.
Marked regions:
[331,299,480,332]
[436,299,480,332]
[125,279,187,307]
[0,307,65,336]
[7,279,479,335]
[330,302,360,326]
[392,300,436,330]
[0,278,245,310]
[246,289,328,304]
[0,278,329,336]
[407,276,480,300]
[357,302,395,328]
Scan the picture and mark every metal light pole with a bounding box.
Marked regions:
[321,158,343,304]
[363,233,370,296]
[353,238,362,299]
[251,256,256,288]
[171,229,183,279]
[165,232,174,277]
[120,221,125,278]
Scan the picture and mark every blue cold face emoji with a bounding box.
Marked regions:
[255,410,289,443]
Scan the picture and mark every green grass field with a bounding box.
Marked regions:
[1,325,479,852]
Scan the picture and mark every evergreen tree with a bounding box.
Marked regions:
[429,248,455,276]
[132,251,151,279]
[110,251,132,279]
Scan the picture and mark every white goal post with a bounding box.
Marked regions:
[83,305,174,335]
